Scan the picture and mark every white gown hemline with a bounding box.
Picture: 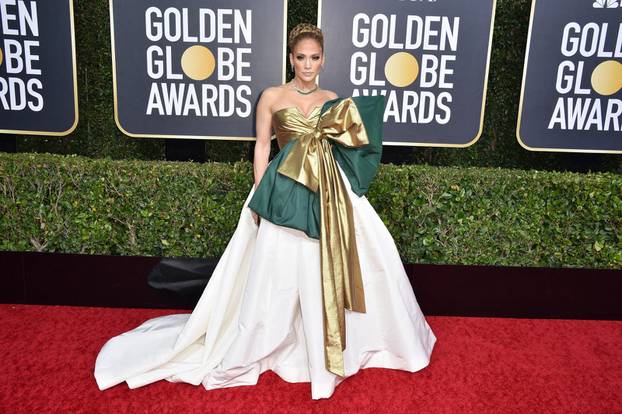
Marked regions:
[94,163,437,400]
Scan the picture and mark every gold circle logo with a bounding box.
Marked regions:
[0,48,3,66]
[591,60,622,96]
[384,52,419,88]
[181,45,215,81]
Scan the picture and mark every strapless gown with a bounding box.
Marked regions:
[93,95,437,400]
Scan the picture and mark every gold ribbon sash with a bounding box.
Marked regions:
[277,97,369,377]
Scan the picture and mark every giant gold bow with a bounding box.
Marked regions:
[277,97,369,377]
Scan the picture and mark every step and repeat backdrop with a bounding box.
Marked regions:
[0,0,620,153]
[110,0,287,140]
[317,0,496,147]
[0,0,78,136]
[517,0,622,153]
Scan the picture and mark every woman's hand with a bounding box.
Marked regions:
[251,210,260,226]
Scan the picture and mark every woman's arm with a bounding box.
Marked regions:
[253,88,276,190]
[251,88,276,225]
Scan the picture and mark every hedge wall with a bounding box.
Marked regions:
[12,0,620,172]
[1,152,619,269]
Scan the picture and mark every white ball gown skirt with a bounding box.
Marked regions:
[94,163,437,399]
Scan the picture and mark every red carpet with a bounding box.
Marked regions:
[0,304,620,413]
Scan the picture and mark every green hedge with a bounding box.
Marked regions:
[1,152,619,269]
[12,0,619,172]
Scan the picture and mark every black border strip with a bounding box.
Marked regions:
[1,251,620,319]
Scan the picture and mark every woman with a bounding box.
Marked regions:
[94,23,436,400]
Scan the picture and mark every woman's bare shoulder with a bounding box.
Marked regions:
[259,85,289,106]
[260,85,280,100]
[322,89,339,100]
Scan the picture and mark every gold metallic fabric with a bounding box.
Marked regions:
[276,97,369,377]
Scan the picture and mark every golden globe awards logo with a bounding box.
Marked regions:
[111,0,285,139]
[319,0,495,146]
[349,13,459,126]
[517,0,622,152]
[548,21,622,131]
[143,7,252,118]
[0,0,77,136]
[0,1,42,112]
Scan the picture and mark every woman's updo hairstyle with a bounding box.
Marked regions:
[288,23,324,53]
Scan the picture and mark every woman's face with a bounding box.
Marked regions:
[289,38,324,83]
